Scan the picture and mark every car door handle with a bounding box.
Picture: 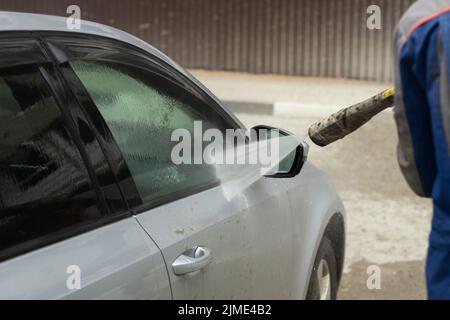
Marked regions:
[172,246,212,275]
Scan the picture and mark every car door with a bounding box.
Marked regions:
[0,34,171,299]
[50,33,297,299]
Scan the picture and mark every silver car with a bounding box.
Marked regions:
[0,12,345,300]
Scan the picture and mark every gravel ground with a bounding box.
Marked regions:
[192,70,432,300]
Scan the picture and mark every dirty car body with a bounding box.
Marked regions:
[0,12,345,299]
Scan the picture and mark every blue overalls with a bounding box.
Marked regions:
[394,0,450,299]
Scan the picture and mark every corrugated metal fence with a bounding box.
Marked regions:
[0,0,415,81]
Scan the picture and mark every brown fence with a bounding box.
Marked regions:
[0,0,414,81]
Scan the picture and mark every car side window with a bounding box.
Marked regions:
[69,59,229,206]
[0,64,103,258]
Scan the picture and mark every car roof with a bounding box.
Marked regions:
[0,11,184,73]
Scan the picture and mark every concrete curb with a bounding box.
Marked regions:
[223,100,343,117]
[222,100,274,115]
[223,100,394,118]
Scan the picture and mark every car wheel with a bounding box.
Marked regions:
[306,236,338,300]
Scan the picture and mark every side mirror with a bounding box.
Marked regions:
[251,125,309,178]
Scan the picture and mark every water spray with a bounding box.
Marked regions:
[212,133,307,201]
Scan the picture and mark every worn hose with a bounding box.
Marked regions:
[308,87,395,147]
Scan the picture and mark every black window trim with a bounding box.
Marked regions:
[35,35,134,215]
[0,32,130,262]
[37,31,243,130]
[38,31,239,214]
[0,31,50,70]
[37,65,110,216]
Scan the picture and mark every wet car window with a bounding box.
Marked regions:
[70,60,225,205]
[0,64,102,257]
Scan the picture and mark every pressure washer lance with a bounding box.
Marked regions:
[308,87,395,147]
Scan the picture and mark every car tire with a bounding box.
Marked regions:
[306,236,338,300]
